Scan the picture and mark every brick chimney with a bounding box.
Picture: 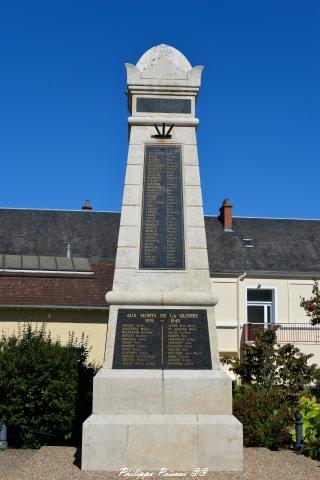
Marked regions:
[219,198,233,231]
[82,199,92,211]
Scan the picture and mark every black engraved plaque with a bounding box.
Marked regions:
[137,98,191,114]
[140,145,184,269]
[113,309,212,369]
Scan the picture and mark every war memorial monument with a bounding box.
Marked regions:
[82,44,243,471]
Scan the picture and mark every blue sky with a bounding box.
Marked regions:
[0,1,319,218]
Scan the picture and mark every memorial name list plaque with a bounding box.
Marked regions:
[136,97,191,114]
[140,145,184,270]
[113,309,212,369]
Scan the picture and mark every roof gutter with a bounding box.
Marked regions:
[211,270,320,280]
[0,304,108,311]
[0,269,94,277]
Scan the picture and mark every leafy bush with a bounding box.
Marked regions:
[0,323,97,448]
[228,326,318,405]
[226,327,320,449]
[290,396,320,444]
[290,395,320,460]
[309,368,320,402]
[233,385,293,449]
[303,438,320,461]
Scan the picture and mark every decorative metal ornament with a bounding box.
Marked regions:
[151,123,174,139]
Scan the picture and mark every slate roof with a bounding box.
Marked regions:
[0,208,320,275]
[205,216,320,275]
[0,209,120,261]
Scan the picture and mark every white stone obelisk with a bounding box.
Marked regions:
[82,44,243,471]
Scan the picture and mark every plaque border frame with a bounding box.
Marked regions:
[112,308,212,370]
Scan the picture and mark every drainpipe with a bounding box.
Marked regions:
[237,272,247,359]
[67,244,71,258]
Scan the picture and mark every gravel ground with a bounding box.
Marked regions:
[0,447,319,480]
[0,449,36,477]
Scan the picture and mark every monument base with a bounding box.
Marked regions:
[82,369,243,471]
[82,414,242,471]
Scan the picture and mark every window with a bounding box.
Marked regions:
[247,289,274,326]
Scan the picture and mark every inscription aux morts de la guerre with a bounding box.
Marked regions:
[113,309,212,369]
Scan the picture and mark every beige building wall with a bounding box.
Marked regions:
[0,277,319,368]
[289,282,316,323]
[212,276,320,367]
[0,308,108,366]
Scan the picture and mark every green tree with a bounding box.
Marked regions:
[300,281,320,325]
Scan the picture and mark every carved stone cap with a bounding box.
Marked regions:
[137,44,192,73]
[106,291,218,307]
[126,44,204,88]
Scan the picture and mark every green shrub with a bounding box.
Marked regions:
[303,438,320,461]
[227,327,320,449]
[0,323,98,448]
[290,395,320,460]
[309,368,320,402]
[233,385,293,449]
[229,327,317,404]
[290,395,320,444]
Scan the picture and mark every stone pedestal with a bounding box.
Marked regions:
[82,44,243,471]
[82,369,242,471]
[83,416,242,471]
